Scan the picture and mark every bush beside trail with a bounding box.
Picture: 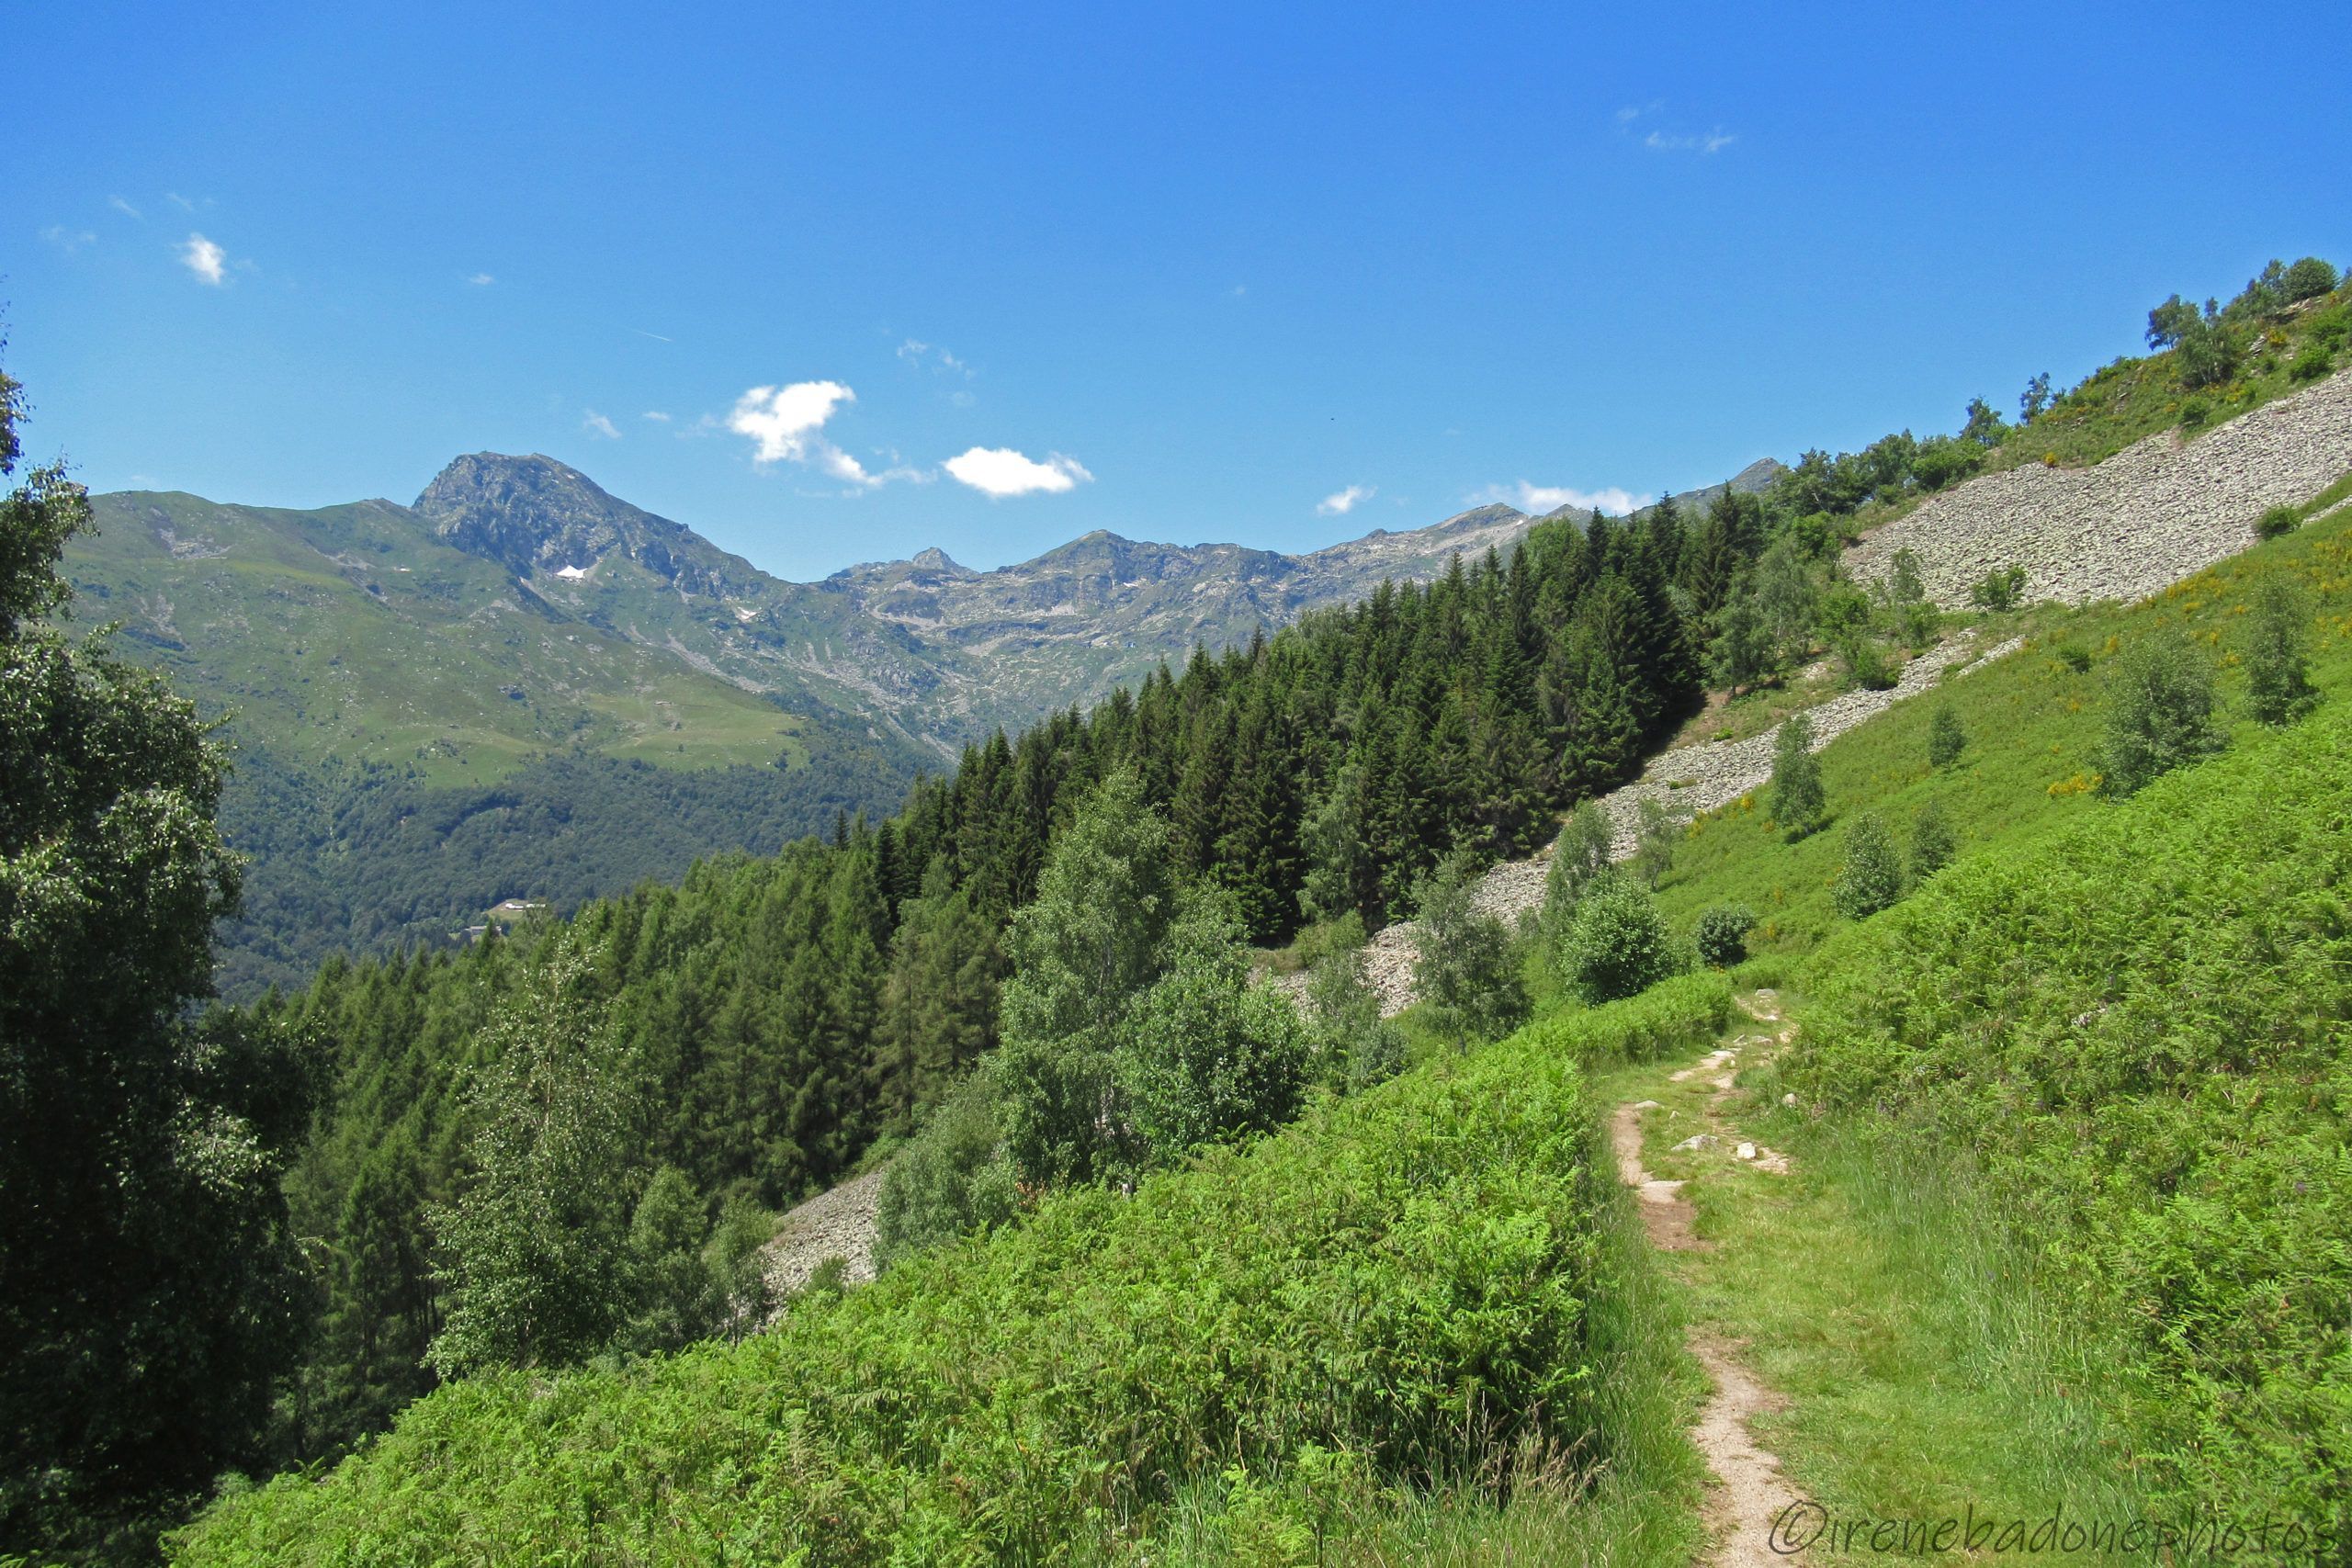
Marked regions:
[172,979,1730,1566]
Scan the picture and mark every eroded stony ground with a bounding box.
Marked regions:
[1849,365,2352,608]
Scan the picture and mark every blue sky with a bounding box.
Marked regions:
[7,2,2345,581]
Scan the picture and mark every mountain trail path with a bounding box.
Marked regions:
[1613,990,1806,1565]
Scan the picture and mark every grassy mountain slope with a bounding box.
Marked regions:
[74,490,815,780]
[1773,694,2352,1539]
[1650,471,2352,949]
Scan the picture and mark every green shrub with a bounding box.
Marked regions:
[874,1073,1018,1269]
[2242,576,2319,728]
[1557,870,1686,1005]
[1769,712,1826,840]
[2096,630,2222,797]
[2289,345,2332,382]
[2050,639,2093,673]
[1788,707,2352,1536]
[1967,565,2029,613]
[1906,799,1956,882]
[170,983,1731,1565]
[2178,396,2212,427]
[1413,852,1531,1050]
[2256,503,2301,539]
[1925,702,1967,769]
[1830,811,1904,919]
[1838,634,1897,692]
[1690,904,1758,968]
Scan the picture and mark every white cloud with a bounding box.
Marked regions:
[641,411,673,423]
[582,411,621,440]
[727,380,854,462]
[1476,480,1650,516]
[631,327,673,343]
[944,446,1092,498]
[468,272,495,286]
[180,232,227,285]
[1317,483,1375,516]
[1645,129,1736,154]
[41,226,96,254]
[725,380,896,487]
[108,196,141,219]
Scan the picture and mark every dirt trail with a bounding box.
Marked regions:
[1613,993,1806,1565]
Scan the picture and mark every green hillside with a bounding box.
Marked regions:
[67,490,928,994]
[1649,469,2352,948]
[170,978,1732,1566]
[74,491,814,780]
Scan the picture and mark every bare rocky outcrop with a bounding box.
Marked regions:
[1849,366,2352,609]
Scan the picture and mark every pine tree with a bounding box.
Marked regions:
[873,858,1007,1136]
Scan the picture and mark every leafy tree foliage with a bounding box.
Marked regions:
[995,773,1181,1186]
[2243,577,2319,728]
[2018,372,2053,423]
[1832,812,1905,919]
[1770,713,1826,840]
[1,360,320,1561]
[1556,870,1684,1005]
[1926,702,1967,769]
[1627,795,1684,887]
[426,952,642,1378]
[1411,852,1530,1051]
[2098,632,2223,797]
[1117,893,1309,1157]
[1690,904,1757,968]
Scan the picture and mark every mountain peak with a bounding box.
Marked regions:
[909,546,972,576]
[414,451,707,583]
